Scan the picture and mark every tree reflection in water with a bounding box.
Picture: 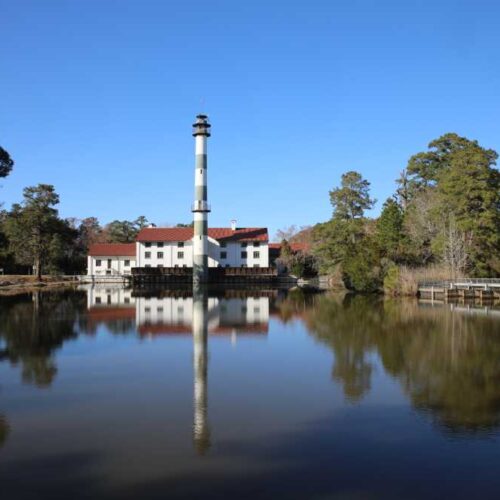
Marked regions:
[0,414,8,448]
[303,293,500,433]
[0,290,86,387]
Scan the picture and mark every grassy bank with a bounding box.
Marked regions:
[383,265,464,296]
[0,275,79,294]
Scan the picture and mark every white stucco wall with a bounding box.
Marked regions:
[87,256,136,276]
[136,241,193,268]
[207,240,269,267]
[137,238,269,268]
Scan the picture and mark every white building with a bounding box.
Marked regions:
[87,227,269,276]
[87,243,136,276]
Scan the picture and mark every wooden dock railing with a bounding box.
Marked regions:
[418,279,500,301]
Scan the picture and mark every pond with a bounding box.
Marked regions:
[1,286,500,499]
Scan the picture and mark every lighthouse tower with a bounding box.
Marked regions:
[192,114,211,285]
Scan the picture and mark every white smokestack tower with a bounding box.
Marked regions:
[192,114,211,285]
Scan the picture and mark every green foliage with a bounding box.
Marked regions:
[313,171,378,291]
[311,132,500,289]
[106,217,154,243]
[106,220,139,243]
[0,146,14,178]
[342,237,382,293]
[436,145,500,276]
[382,263,400,296]
[4,185,62,278]
[376,198,404,261]
[277,239,317,278]
[406,133,497,189]
[135,215,149,230]
[329,171,375,220]
[311,218,364,274]
[289,252,317,278]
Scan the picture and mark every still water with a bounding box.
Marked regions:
[1,286,500,499]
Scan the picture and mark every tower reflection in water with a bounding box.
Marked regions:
[192,286,210,455]
[83,285,271,454]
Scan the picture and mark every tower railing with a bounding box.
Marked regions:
[191,200,211,212]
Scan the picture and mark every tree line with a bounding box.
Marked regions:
[282,133,499,292]
[2,131,499,285]
[0,147,163,277]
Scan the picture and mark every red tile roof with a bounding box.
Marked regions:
[137,323,268,336]
[88,243,136,256]
[137,227,268,243]
[87,307,136,321]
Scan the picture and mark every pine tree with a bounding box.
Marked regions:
[4,184,62,278]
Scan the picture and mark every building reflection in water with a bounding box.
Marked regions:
[83,284,271,453]
[84,285,270,338]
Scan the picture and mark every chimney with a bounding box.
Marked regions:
[230,219,236,231]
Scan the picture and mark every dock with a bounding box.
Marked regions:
[418,279,500,303]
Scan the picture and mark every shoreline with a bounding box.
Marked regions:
[0,276,79,295]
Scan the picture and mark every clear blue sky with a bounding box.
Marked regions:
[1,0,499,239]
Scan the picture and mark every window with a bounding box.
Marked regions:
[96,259,101,266]
[253,251,260,258]
[225,264,230,268]
[157,252,163,259]
[177,251,184,259]
[183,264,187,268]
[157,264,163,268]
[157,307,163,313]
[145,251,151,259]
[145,264,151,268]
[241,242,247,248]
[178,241,184,247]
[253,241,260,247]
[220,241,227,248]
[220,251,227,259]
[124,297,130,304]
[241,251,247,259]
[157,242,164,248]
[95,297,101,304]
[145,307,151,313]
[145,242,152,248]
[124,260,130,267]
[254,264,259,268]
